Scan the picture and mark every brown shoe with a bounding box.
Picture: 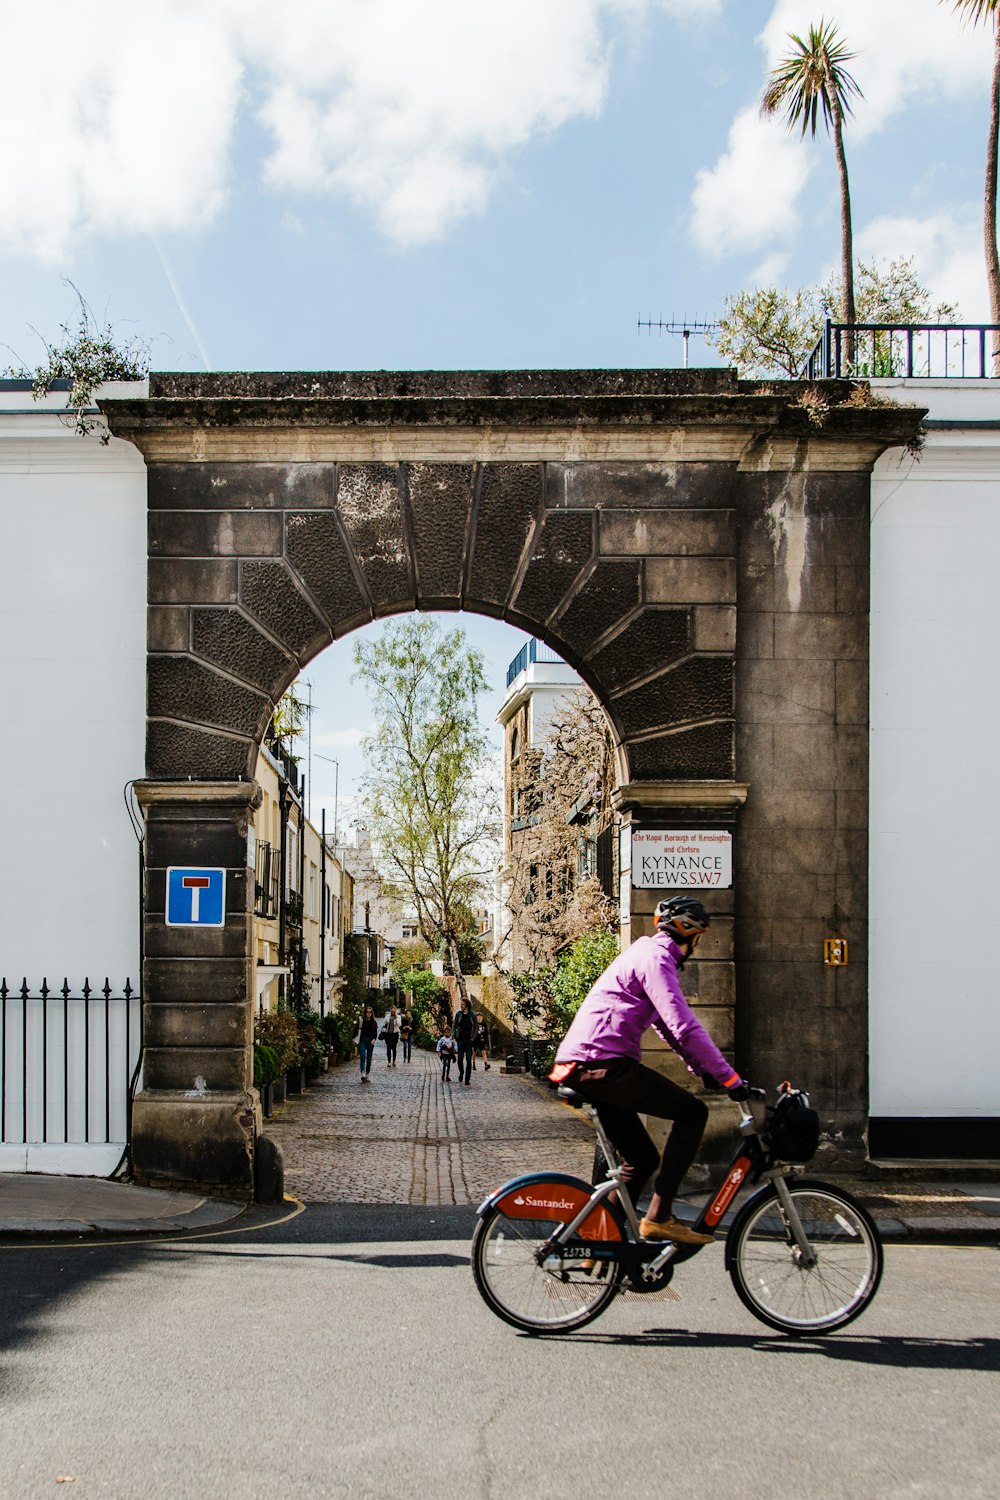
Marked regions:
[639,1215,713,1246]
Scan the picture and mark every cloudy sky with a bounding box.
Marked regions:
[2,0,990,822]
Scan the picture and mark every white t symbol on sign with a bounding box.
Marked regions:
[182,875,211,921]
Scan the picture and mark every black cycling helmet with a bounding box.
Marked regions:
[654,896,710,944]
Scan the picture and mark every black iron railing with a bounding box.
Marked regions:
[506,637,564,688]
[254,839,280,918]
[0,978,141,1146]
[806,320,1000,380]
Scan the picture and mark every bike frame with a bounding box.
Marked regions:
[537,1093,811,1282]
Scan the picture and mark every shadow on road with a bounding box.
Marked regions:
[542,1328,1000,1371]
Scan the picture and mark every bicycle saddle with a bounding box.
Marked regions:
[557,1086,586,1108]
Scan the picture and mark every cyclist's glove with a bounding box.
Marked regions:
[724,1077,750,1102]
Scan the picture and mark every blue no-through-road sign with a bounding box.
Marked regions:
[166,867,227,927]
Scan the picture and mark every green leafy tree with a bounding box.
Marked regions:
[762,20,863,365]
[713,258,959,378]
[944,1,1000,353]
[508,928,619,1076]
[2,283,149,442]
[353,618,500,1010]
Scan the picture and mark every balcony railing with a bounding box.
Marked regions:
[506,637,565,688]
[806,320,1000,380]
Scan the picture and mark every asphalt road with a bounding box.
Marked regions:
[2,1204,997,1500]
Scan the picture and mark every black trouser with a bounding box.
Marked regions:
[565,1058,708,1209]
[456,1040,473,1083]
[385,1034,398,1064]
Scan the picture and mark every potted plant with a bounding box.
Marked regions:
[254,1009,301,1101]
[253,1042,280,1118]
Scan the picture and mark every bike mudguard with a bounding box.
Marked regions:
[477,1172,627,1242]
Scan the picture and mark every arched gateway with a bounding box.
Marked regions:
[101,370,921,1198]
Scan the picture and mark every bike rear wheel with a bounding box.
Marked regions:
[727,1179,883,1335]
[472,1202,623,1334]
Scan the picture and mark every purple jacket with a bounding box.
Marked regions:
[554,932,737,1087]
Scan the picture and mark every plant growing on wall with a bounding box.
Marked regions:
[3,283,150,442]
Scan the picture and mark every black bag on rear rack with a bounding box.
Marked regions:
[765,1089,820,1163]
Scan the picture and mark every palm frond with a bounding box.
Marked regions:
[761,18,862,137]
[946,0,999,23]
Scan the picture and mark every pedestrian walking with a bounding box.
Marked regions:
[381,1004,401,1067]
[436,1026,457,1082]
[356,1004,378,1083]
[400,1007,415,1063]
[453,997,475,1085]
[473,1012,491,1072]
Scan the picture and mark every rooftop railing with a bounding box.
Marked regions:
[806,320,1000,380]
[505,637,564,688]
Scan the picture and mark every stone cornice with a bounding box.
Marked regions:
[135,779,263,811]
[612,780,750,812]
[100,381,925,473]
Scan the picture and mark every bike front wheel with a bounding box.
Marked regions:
[727,1179,883,1335]
[472,1197,623,1335]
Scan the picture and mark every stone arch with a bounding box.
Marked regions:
[142,456,737,792]
[104,369,921,1197]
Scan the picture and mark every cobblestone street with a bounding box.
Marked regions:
[266,1048,594,1205]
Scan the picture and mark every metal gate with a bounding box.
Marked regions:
[0,978,141,1174]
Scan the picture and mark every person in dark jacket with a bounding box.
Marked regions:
[356,1004,378,1083]
[473,1013,491,1071]
[453,998,475,1085]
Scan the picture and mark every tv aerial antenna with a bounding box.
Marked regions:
[637,315,718,368]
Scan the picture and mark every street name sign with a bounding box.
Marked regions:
[632,830,732,889]
[166,867,227,926]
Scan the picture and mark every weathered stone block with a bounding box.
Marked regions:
[285,512,370,633]
[551,462,737,511]
[513,512,593,625]
[406,463,474,606]
[598,509,735,557]
[149,510,283,558]
[148,606,190,653]
[144,1002,250,1049]
[131,1092,255,1197]
[466,463,543,610]
[337,464,413,611]
[626,721,734,780]
[149,559,238,605]
[239,560,332,660]
[147,462,335,510]
[588,609,690,692]
[773,613,867,662]
[736,610,774,660]
[146,721,253,780]
[613,656,733,737]
[740,659,835,725]
[144,1046,249,1092]
[692,605,736,653]
[552,561,642,656]
[191,608,295,694]
[835,658,868,725]
[770,725,837,790]
[148,656,270,738]
[647,556,736,604]
[144,957,250,1005]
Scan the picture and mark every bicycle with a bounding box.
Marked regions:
[471,1082,884,1336]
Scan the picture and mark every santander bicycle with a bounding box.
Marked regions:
[471,1081,883,1336]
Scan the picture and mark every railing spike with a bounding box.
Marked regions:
[40,979,49,999]
[82,978,92,999]
[21,979,29,1000]
[103,978,112,999]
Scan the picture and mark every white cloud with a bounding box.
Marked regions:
[0,4,242,262]
[858,209,988,321]
[1,0,715,259]
[692,107,810,257]
[691,0,989,260]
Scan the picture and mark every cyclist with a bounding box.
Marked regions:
[549,895,747,1246]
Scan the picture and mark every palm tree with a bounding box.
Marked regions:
[762,20,863,370]
[944,1,1000,354]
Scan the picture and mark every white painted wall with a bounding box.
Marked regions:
[0,384,147,991]
[869,379,1000,1119]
